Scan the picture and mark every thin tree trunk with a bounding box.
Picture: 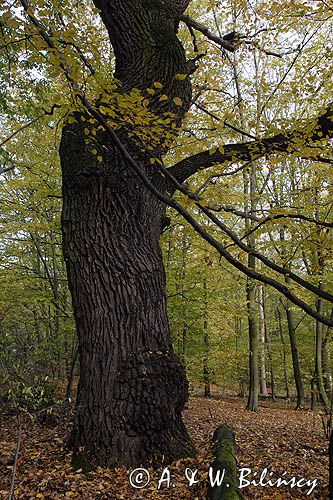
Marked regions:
[279,226,305,409]
[258,285,268,396]
[246,259,259,411]
[203,278,210,398]
[181,233,188,364]
[285,302,305,409]
[228,13,258,412]
[265,324,276,402]
[315,295,330,410]
[322,327,332,394]
[312,198,330,410]
[262,296,276,401]
[65,344,79,401]
[246,167,259,412]
[236,317,245,398]
[311,376,317,410]
[277,308,290,401]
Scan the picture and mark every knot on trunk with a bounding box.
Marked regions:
[114,350,188,433]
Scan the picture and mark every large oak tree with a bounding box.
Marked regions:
[60,0,196,469]
[11,0,333,472]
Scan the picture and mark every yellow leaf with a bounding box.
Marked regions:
[175,73,187,80]
[36,494,44,499]
[159,94,168,102]
[153,81,163,89]
[173,97,183,106]
[97,156,103,162]
[143,98,150,107]
[146,88,155,95]
[150,158,156,164]
[92,149,97,155]
[68,117,76,124]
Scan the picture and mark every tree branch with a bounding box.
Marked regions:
[158,162,333,303]
[0,104,62,149]
[168,103,333,185]
[18,0,333,328]
[179,14,236,52]
[243,213,333,238]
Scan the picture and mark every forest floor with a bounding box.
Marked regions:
[0,394,329,499]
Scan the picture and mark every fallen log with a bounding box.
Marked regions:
[207,424,245,500]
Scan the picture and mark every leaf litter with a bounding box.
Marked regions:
[0,395,328,499]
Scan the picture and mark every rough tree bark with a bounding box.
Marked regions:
[60,0,195,468]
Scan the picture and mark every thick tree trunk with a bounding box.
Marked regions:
[59,0,195,468]
[61,128,194,467]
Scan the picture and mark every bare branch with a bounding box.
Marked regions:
[243,213,333,238]
[192,101,257,140]
[58,39,95,75]
[179,14,236,52]
[158,163,333,303]
[0,104,62,150]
